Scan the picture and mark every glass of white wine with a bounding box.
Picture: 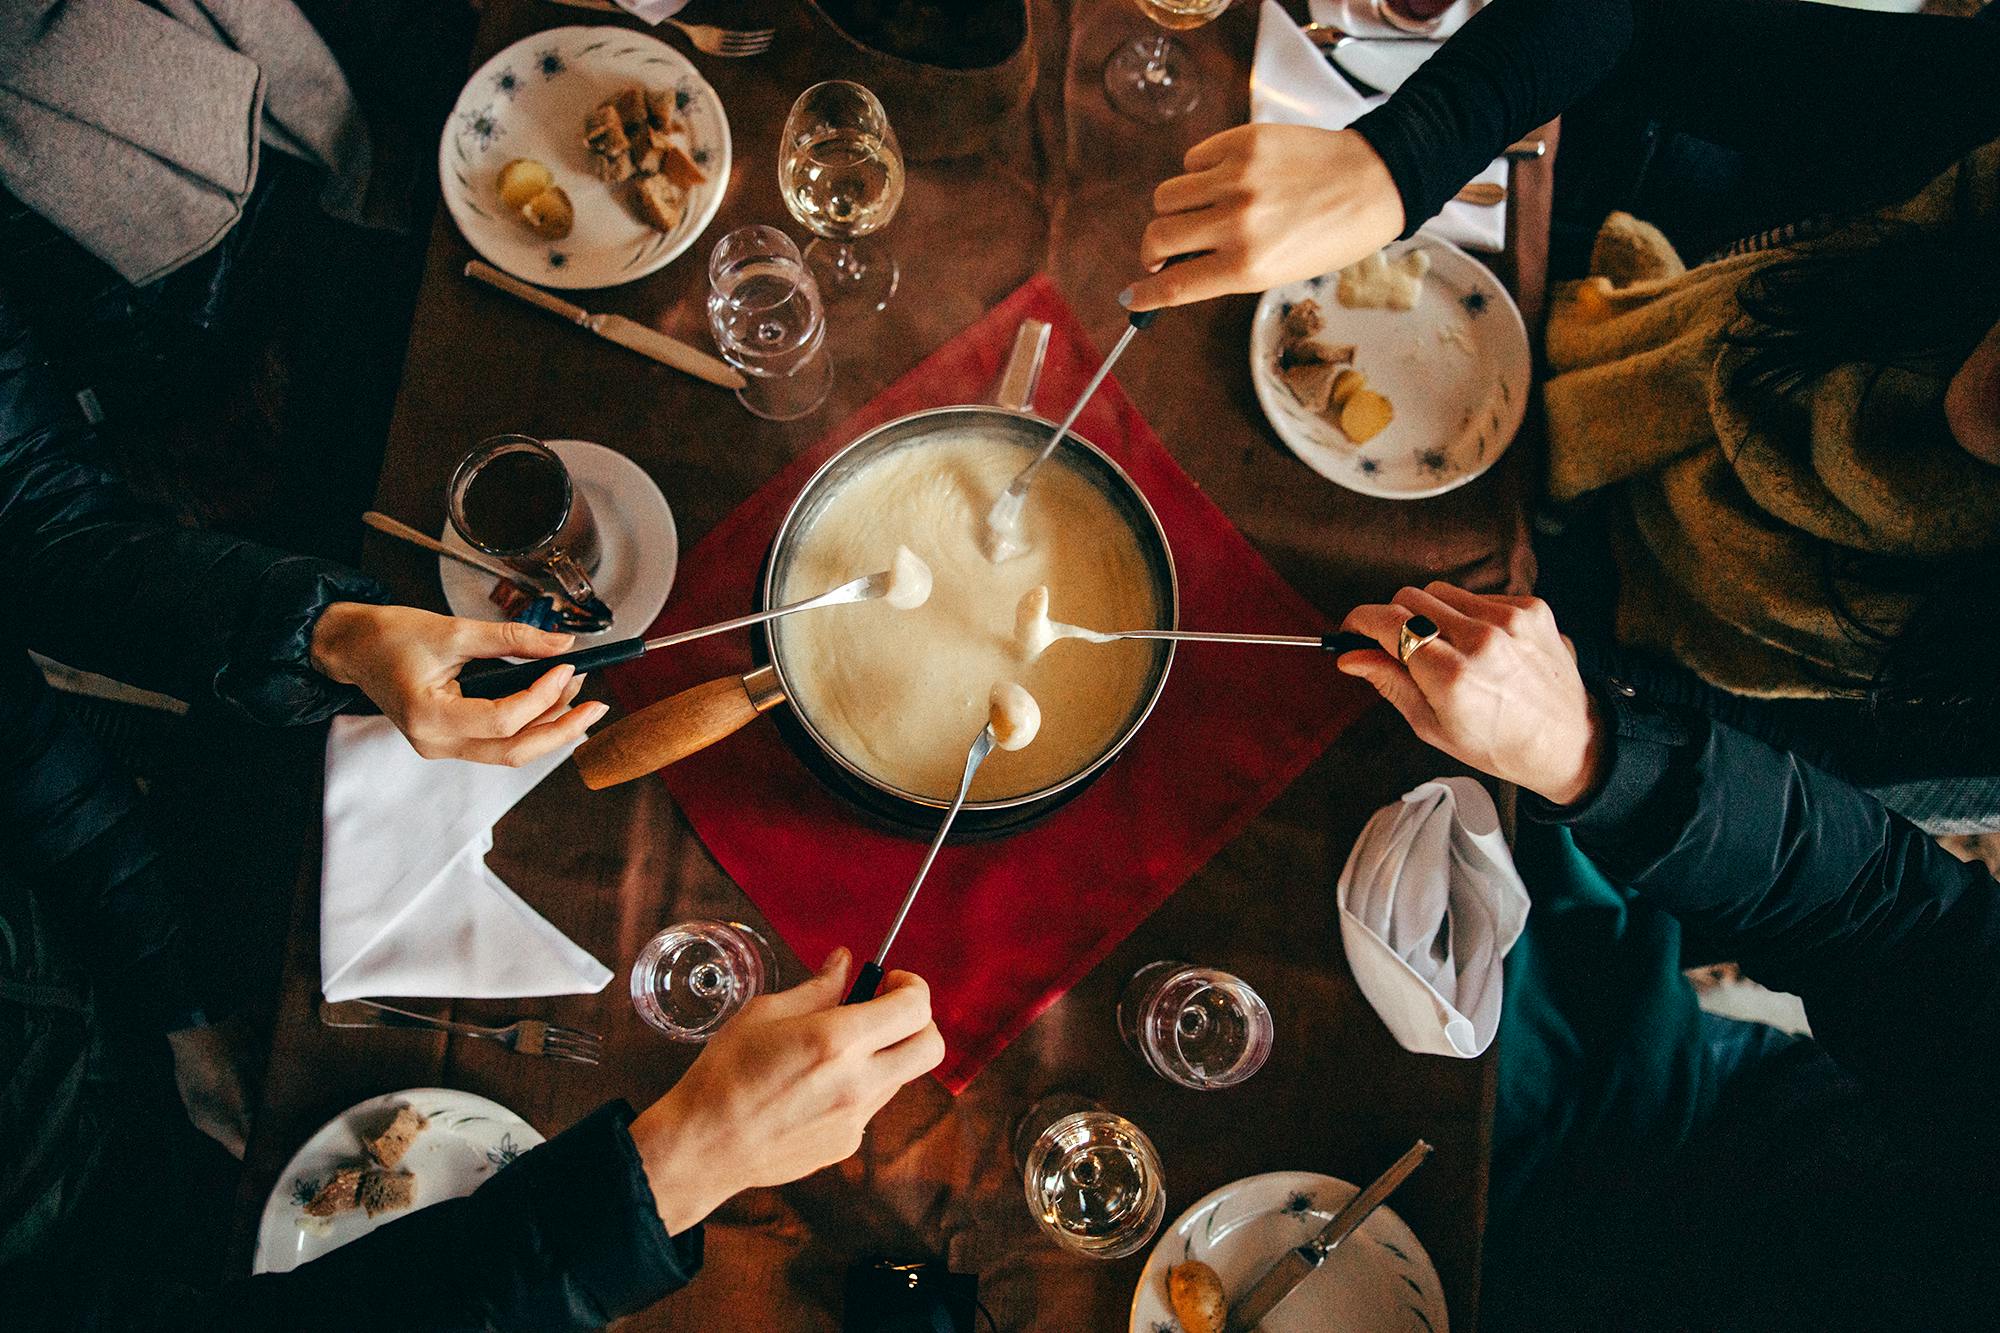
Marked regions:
[1013,1094,1166,1260]
[779,80,906,316]
[1105,0,1234,123]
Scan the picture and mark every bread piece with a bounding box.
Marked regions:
[611,86,649,130]
[519,186,574,240]
[365,1105,428,1169]
[631,124,672,175]
[496,158,553,210]
[1336,248,1430,311]
[1167,1261,1226,1333]
[1283,360,1342,414]
[644,89,679,133]
[357,1169,415,1218]
[584,106,633,182]
[633,174,687,233]
[1280,297,1324,344]
[1330,367,1367,409]
[1340,387,1396,443]
[655,142,707,190]
[302,1165,364,1218]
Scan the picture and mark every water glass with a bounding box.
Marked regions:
[1013,1094,1166,1259]
[1105,0,1234,123]
[630,919,776,1041]
[705,225,833,420]
[1118,961,1274,1090]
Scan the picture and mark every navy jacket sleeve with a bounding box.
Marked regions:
[1524,682,2000,1105]
[0,287,382,725]
[1353,0,2000,238]
[188,1102,702,1332]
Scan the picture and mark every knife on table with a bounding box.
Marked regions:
[464,260,746,390]
[1223,1140,1433,1332]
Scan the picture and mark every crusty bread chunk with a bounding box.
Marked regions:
[366,1105,428,1170]
[655,142,707,191]
[1283,360,1343,414]
[357,1169,415,1218]
[1281,297,1324,344]
[585,105,633,182]
[634,175,687,233]
[302,1165,364,1219]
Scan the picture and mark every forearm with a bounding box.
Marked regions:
[203,1103,699,1332]
[1526,684,2000,1100]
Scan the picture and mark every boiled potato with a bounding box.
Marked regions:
[1340,388,1396,444]
[497,158,554,210]
[1167,1260,1226,1333]
[519,186,574,241]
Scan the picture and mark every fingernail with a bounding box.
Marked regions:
[586,701,610,722]
[1116,287,1133,308]
[824,946,851,971]
[1148,261,1164,274]
[573,673,590,690]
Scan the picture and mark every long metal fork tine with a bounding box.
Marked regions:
[541,1041,602,1065]
[544,1024,603,1046]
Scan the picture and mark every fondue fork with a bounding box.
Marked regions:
[844,725,997,1005]
[983,304,1161,562]
[1056,629,1377,652]
[456,570,891,699]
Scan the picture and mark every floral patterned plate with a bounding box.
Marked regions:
[252,1088,544,1275]
[439,25,731,289]
[1128,1169,1449,1333]
[1250,237,1530,500]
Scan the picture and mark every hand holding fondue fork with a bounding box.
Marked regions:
[1014,586,1373,661]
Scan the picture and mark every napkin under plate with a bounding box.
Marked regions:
[1337,777,1528,1058]
[320,715,611,1001]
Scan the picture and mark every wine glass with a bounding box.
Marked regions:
[1013,1094,1166,1259]
[1118,961,1274,1090]
[779,80,906,315]
[1104,0,1233,124]
[706,225,834,421]
[630,919,777,1041]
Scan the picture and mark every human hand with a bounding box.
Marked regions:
[628,948,945,1234]
[309,603,607,765]
[1336,582,1607,806]
[1121,125,1405,312]
[167,1019,252,1159]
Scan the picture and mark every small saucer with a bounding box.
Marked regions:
[440,438,676,647]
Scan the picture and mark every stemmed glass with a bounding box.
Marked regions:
[706,225,833,421]
[1013,1095,1166,1259]
[630,919,777,1041]
[779,80,906,315]
[1119,961,1274,1090]
[1104,0,1234,123]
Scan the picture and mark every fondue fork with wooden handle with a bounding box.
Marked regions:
[845,724,997,1005]
[456,570,893,699]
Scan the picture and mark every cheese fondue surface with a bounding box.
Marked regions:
[776,431,1160,801]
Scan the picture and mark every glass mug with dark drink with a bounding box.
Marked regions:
[448,435,602,606]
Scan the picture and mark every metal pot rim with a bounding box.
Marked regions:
[760,403,1179,812]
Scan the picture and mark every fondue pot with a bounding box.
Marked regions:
[574,321,1180,836]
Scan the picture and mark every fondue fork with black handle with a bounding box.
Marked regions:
[845,723,997,1004]
[455,570,893,699]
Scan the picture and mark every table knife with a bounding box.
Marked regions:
[1223,1140,1432,1332]
[464,260,746,390]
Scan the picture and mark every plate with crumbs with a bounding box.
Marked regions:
[1250,237,1530,501]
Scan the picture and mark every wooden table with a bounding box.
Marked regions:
[238,2,1556,1328]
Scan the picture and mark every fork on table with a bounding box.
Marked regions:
[319,999,604,1065]
[551,0,776,57]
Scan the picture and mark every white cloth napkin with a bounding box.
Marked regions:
[1336,777,1529,1058]
[610,0,692,24]
[320,716,612,1001]
[1253,0,1506,253]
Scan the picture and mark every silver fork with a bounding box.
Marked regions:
[320,999,604,1065]
[550,2,776,57]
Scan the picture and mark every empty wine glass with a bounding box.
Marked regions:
[1104,0,1233,123]
[630,919,776,1041]
[1118,961,1274,1089]
[779,80,905,315]
[706,225,833,421]
[1013,1094,1166,1259]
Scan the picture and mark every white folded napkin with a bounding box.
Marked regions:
[320,715,612,1001]
[610,0,692,24]
[1336,777,1529,1058]
[1252,0,1506,253]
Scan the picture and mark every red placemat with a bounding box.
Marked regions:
[610,276,1375,1091]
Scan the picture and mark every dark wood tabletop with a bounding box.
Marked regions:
[236,2,1557,1327]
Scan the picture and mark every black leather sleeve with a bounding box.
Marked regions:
[199,1102,703,1331]
[0,288,383,725]
[1525,679,2000,1105]
[1352,0,2000,238]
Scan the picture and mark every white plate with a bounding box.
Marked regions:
[440,25,731,289]
[253,1088,544,1275]
[1129,1170,1449,1333]
[1329,38,1442,95]
[1251,238,1530,500]
[441,438,678,648]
